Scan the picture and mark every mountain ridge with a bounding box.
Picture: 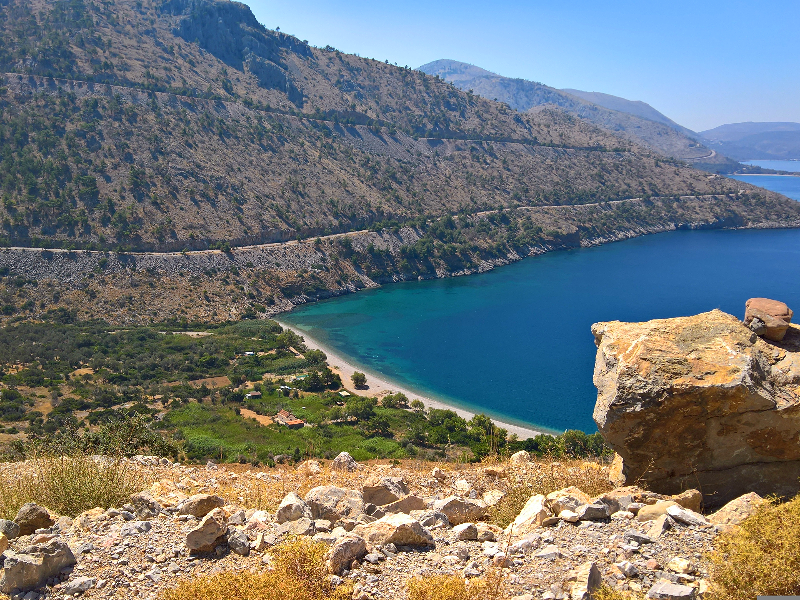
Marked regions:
[699,122,800,160]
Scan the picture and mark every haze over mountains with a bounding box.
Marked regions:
[699,122,800,161]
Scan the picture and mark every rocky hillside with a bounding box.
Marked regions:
[418,60,734,170]
[0,0,781,254]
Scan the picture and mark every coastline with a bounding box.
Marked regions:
[276,320,547,440]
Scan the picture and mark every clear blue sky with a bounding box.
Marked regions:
[244,0,798,132]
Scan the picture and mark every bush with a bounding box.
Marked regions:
[0,453,151,519]
[407,569,507,600]
[160,538,353,600]
[706,494,800,600]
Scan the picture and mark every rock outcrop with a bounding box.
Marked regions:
[744,297,793,341]
[593,308,800,506]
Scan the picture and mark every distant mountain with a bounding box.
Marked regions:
[561,89,696,138]
[699,122,800,160]
[419,59,731,169]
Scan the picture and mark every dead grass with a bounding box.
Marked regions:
[160,538,352,600]
[0,454,152,519]
[488,456,612,528]
[706,494,800,600]
[593,586,644,600]
[407,568,508,600]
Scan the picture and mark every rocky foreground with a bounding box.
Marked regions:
[0,452,765,600]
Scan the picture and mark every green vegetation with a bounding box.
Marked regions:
[0,316,611,465]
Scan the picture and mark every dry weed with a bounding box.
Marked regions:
[407,567,508,600]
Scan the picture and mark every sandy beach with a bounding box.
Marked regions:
[276,320,546,440]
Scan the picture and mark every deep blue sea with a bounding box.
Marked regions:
[742,159,800,173]
[283,176,800,434]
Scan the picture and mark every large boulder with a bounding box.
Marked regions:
[129,491,162,520]
[186,507,228,553]
[178,494,225,518]
[304,486,364,521]
[545,487,591,515]
[0,538,76,593]
[431,496,486,526]
[331,452,359,472]
[593,309,800,507]
[504,494,551,538]
[326,535,367,574]
[709,492,765,527]
[276,492,312,523]
[352,513,433,547]
[362,477,409,506]
[745,298,793,342]
[0,519,20,540]
[14,503,54,536]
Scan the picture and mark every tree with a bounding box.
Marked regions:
[410,399,425,413]
[351,371,367,389]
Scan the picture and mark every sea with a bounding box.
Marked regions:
[283,163,800,434]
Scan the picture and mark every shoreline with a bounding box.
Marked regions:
[276,320,548,440]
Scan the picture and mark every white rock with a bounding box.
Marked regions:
[666,505,707,527]
[510,450,531,465]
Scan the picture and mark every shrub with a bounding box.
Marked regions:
[160,538,352,600]
[706,494,800,600]
[0,453,151,519]
[407,568,507,600]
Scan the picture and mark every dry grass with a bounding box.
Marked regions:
[594,586,644,600]
[407,568,508,600]
[0,454,152,519]
[160,538,352,600]
[706,494,800,600]
[488,456,612,528]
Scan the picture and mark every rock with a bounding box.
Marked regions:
[454,479,472,495]
[709,492,765,526]
[0,519,20,540]
[362,477,409,506]
[120,520,151,536]
[624,530,655,545]
[510,450,531,465]
[63,576,95,595]
[14,504,54,536]
[353,514,433,548]
[505,494,550,537]
[297,460,322,475]
[535,544,563,560]
[227,529,250,556]
[331,452,359,472]
[186,507,228,553]
[129,491,162,519]
[0,533,7,555]
[482,465,506,478]
[564,561,601,600]
[593,309,800,507]
[0,538,76,593]
[476,523,499,542]
[745,298,793,341]
[452,523,478,541]
[666,557,692,574]
[637,501,678,522]
[647,514,674,539]
[417,511,450,529]
[382,495,426,514]
[665,505,707,527]
[326,535,367,574]
[276,492,312,523]
[559,510,579,523]
[670,490,702,513]
[614,560,639,578]
[431,496,486,526]
[483,490,505,507]
[277,517,315,537]
[611,510,635,520]
[177,494,225,518]
[431,467,446,481]
[646,580,696,599]
[304,486,364,521]
[577,503,609,521]
[545,487,592,515]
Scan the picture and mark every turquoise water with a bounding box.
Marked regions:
[742,159,800,173]
[283,227,800,433]
[731,173,800,201]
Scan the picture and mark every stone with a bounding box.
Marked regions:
[452,523,478,541]
[417,511,450,529]
[383,495,426,515]
[0,533,7,555]
[120,520,151,537]
[352,514,433,547]
[186,507,228,553]
[576,502,609,521]
[431,467,446,481]
[666,557,692,574]
[510,450,531,465]
[647,514,674,539]
[559,510,579,523]
[227,529,250,556]
[297,460,322,475]
[129,491,161,520]
[362,477,409,506]
[62,576,95,595]
[545,487,592,515]
[431,496,486,526]
[709,492,765,526]
[564,561,601,600]
[637,501,678,522]
[483,490,505,507]
[624,530,655,545]
[593,309,800,507]
[0,538,76,593]
[0,519,20,540]
[331,452,359,472]
[482,465,506,478]
[646,580,696,599]
[670,490,702,513]
[276,492,312,523]
[326,535,367,574]
[504,494,551,538]
[665,505,707,527]
[177,494,225,518]
[614,560,639,578]
[304,486,364,521]
[476,523,499,542]
[745,298,793,342]
[535,544,564,560]
[13,504,54,536]
[277,517,315,537]
[611,510,635,520]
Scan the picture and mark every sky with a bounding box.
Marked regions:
[244,0,799,132]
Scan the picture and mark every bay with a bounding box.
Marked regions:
[742,159,800,173]
[283,227,800,434]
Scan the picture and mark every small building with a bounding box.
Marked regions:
[338,390,351,397]
[274,409,305,429]
[245,391,262,399]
